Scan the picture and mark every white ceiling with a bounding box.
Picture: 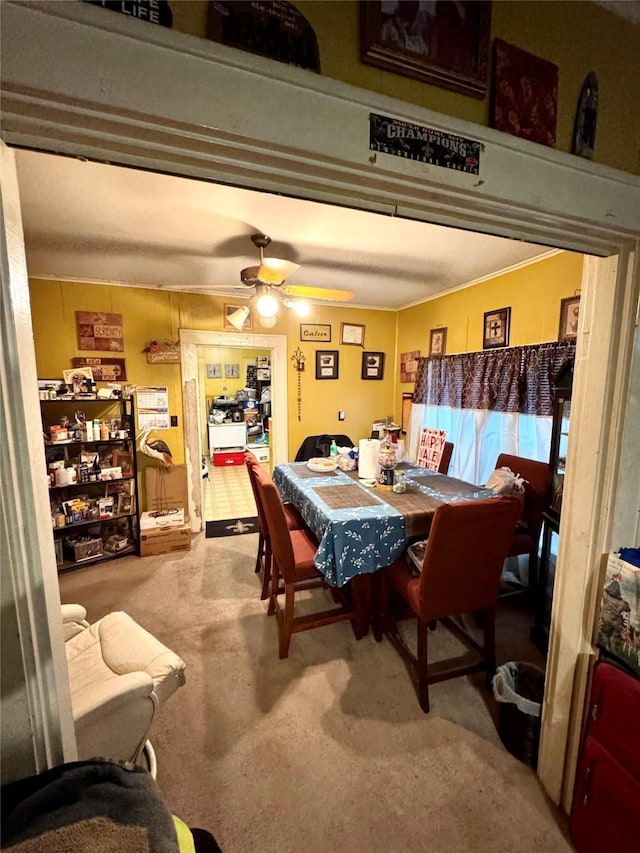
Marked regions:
[16,149,556,310]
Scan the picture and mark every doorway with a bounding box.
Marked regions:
[3,2,638,807]
[179,329,288,532]
[197,342,272,523]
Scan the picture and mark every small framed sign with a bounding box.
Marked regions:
[206,363,222,379]
[483,307,511,349]
[300,324,331,343]
[315,350,339,380]
[362,351,385,380]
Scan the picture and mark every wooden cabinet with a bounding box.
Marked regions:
[532,359,573,654]
[42,397,139,572]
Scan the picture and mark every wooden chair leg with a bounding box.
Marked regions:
[417,618,430,713]
[260,537,273,601]
[279,582,295,659]
[255,531,264,573]
[267,560,279,616]
[483,607,496,684]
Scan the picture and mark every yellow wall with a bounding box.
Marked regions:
[30,250,582,478]
[28,279,398,468]
[170,1,640,175]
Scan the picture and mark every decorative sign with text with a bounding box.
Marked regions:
[300,324,331,343]
[76,312,124,352]
[83,0,172,27]
[207,1,320,72]
[369,113,481,175]
[72,357,127,381]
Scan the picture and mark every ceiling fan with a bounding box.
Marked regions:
[239,233,354,302]
[220,234,354,327]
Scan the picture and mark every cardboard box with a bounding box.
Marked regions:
[139,523,191,557]
[140,508,185,530]
[145,464,189,517]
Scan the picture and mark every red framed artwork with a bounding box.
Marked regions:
[491,39,558,148]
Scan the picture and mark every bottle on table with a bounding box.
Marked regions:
[329,438,338,458]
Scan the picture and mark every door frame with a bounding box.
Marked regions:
[179,329,288,532]
[1,0,639,808]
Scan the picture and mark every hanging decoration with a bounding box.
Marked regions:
[291,347,305,422]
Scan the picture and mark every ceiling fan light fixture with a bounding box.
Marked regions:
[256,291,279,318]
[259,315,277,329]
[227,305,250,330]
[284,298,309,317]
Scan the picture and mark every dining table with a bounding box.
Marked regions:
[272,461,496,633]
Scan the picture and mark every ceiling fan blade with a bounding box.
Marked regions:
[258,258,300,284]
[282,284,354,302]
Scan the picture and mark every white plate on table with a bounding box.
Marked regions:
[307,457,338,473]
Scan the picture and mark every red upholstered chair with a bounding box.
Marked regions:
[494,453,551,597]
[244,451,304,600]
[374,497,521,713]
[253,464,357,659]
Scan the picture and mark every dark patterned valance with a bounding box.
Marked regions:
[413,341,575,416]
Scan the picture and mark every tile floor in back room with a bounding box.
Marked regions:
[203,459,256,521]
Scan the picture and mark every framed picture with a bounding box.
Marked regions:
[224,303,252,331]
[224,364,240,379]
[62,366,94,395]
[491,39,559,148]
[315,350,339,380]
[401,391,413,433]
[117,493,134,515]
[362,351,385,380]
[360,1,492,100]
[559,295,580,341]
[206,363,222,379]
[106,480,134,497]
[400,349,420,383]
[300,323,331,343]
[112,448,134,478]
[340,322,365,346]
[483,307,511,349]
[429,328,447,357]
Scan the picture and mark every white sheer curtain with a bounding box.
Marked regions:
[407,404,551,484]
[406,342,575,485]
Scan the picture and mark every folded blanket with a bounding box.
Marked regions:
[1,758,179,852]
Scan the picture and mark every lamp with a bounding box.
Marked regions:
[227,305,250,330]
[253,284,278,319]
[283,299,309,317]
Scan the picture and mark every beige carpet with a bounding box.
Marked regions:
[59,533,573,852]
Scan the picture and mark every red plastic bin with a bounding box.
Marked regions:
[213,450,244,466]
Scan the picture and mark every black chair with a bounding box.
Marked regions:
[294,434,355,462]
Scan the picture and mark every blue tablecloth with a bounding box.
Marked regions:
[273,462,494,587]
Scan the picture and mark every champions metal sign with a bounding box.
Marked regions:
[369,113,481,175]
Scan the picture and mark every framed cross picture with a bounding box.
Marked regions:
[483,307,511,349]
